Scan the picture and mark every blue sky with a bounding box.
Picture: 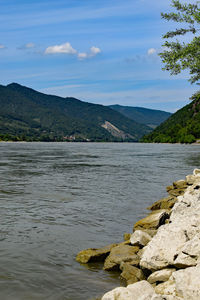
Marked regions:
[0,0,198,112]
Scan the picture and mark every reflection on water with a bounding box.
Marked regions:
[0,142,199,300]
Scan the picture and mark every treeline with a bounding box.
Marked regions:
[141,92,200,144]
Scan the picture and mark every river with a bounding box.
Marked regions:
[0,142,200,300]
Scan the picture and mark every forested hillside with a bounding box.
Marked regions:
[109,105,171,128]
[141,92,200,143]
[0,83,152,142]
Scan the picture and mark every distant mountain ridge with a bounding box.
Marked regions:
[0,83,152,142]
[141,92,200,144]
[109,105,171,128]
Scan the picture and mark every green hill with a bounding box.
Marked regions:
[141,92,200,144]
[0,83,152,142]
[109,105,171,128]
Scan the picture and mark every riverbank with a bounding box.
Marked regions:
[76,169,200,299]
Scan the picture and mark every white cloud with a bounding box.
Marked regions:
[45,42,101,59]
[90,46,101,56]
[0,44,6,49]
[25,43,35,48]
[78,52,88,59]
[45,42,77,55]
[18,42,35,50]
[147,48,157,55]
[78,46,101,60]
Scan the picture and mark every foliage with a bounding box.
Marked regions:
[109,105,171,127]
[141,91,200,143]
[0,83,151,142]
[160,0,200,84]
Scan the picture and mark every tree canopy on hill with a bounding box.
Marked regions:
[141,91,200,143]
[0,83,151,142]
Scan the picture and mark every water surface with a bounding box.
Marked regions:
[0,142,199,300]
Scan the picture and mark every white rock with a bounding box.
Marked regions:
[147,269,176,284]
[127,281,155,299]
[172,264,200,299]
[186,174,196,185]
[140,225,187,270]
[101,281,155,300]
[151,295,181,300]
[174,252,196,268]
[101,287,134,300]
[154,278,176,296]
[141,184,200,271]
[130,230,152,247]
[193,169,200,176]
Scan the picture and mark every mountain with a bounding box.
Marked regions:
[141,92,200,144]
[0,83,152,142]
[109,105,171,128]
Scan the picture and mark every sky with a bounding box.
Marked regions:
[0,0,199,112]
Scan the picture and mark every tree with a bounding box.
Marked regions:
[160,0,200,84]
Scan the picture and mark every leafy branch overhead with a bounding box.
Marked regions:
[159,0,200,84]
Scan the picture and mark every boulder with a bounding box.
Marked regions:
[193,168,200,176]
[154,264,200,299]
[140,183,200,271]
[147,196,177,211]
[124,233,131,241]
[120,263,145,285]
[133,210,170,231]
[147,269,176,284]
[103,244,139,271]
[154,279,176,296]
[172,264,200,299]
[127,281,155,299]
[130,230,152,247]
[172,179,188,189]
[166,185,174,192]
[140,224,188,271]
[151,294,178,299]
[76,243,118,263]
[102,281,155,300]
[168,188,185,197]
[186,174,197,185]
[101,287,135,300]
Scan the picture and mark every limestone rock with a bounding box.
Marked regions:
[166,185,174,192]
[151,295,182,300]
[147,196,177,211]
[141,183,200,271]
[127,281,155,299]
[186,174,197,185]
[134,210,170,231]
[154,279,176,296]
[103,244,139,271]
[130,230,152,247]
[140,225,187,271]
[124,233,131,241]
[101,281,155,300]
[173,179,188,189]
[101,287,134,300]
[147,269,176,284]
[120,263,145,285]
[168,188,185,197]
[172,264,200,299]
[76,243,118,263]
[193,168,200,176]
[174,252,197,268]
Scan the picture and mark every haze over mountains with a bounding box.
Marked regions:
[0,83,171,142]
[109,105,172,129]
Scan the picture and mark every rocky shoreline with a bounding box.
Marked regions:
[76,169,200,299]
